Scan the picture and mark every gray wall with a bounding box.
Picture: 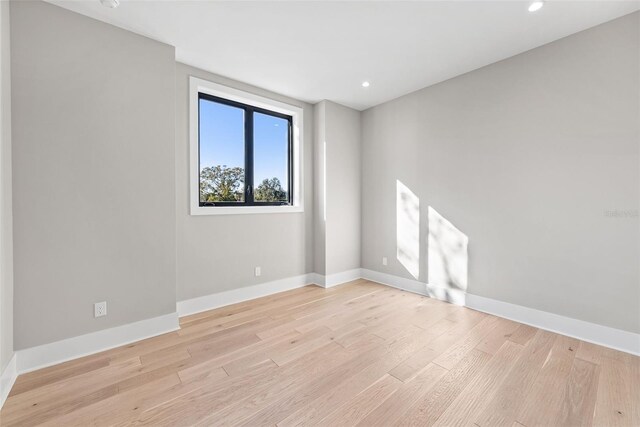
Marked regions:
[362,12,640,333]
[312,100,361,276]
[0,0,13,370]
[175,63,314,302]
[313,102,326,275]
[6,1,638,354]
[11,1,177,349]
[324,101,361,275]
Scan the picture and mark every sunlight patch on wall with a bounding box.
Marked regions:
[428,206,468,300]
[396,180,420,279]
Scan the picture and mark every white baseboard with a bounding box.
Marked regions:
[4,268,637,409]
[466,293,640,356]
[314,268,363,288]
[176,269,362,318]
[0,353,17,409]
[177,273,317,317]
[16,312,179,374]
[361,268,639,356]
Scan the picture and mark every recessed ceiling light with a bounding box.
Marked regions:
[362,81,370,88]
[528,1,544,12]
[100,0,120,8]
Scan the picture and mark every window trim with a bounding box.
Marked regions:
[198,93,293,207]
[189,77,304,215]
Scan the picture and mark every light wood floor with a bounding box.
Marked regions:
[2,280,639,426]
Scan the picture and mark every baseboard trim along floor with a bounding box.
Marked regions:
[465,293,640,356]
[0,353,17,409]
[7,268,639,399]
[5,280,636,425]
[177,274,318,317]
[15,312,180,375]
[359,268,639,356]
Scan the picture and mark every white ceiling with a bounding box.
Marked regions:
[46,0,639,110]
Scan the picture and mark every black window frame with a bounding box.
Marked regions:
[198,92,294,207]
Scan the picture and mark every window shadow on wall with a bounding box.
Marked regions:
[427,206,468,305]
[396,180,420,279]
[395,179,469,305]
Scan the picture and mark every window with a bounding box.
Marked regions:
[190,77,303,215]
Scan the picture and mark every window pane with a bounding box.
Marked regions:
[253,112,289,203]
[199,98,245,203]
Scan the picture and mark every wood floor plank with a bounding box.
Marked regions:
[314,374,402,427]
[5,384,119,427]
[1,357,144,425]
[431,315,500,370]
[321,294,412,332]
[474,329,557,427]
[236,325,433,426]
[291,288,409,335]
[357,363,448,427]
[38,374,183,427]
[139,347,191,369]
[558,357,600,427]
[394,348,492,426]
[630,352,640,425]
[508,324,538,346]
[516,334,579,426]
[474,317,521,355]
[433,340,524,427]
[177,330,301,382]
[269,326,334,366]
[275,324,444,427]
[593,354,636,426]
[388,312,487,382]
[359,298,452,341]
[8,357,111,397]
[194,342,366,426]
[134,357,287,425]
[2,280,637,427]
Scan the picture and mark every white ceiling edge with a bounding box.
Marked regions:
[44,1,640,111]
[356,11,639,111]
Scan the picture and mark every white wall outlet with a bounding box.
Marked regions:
[382,257,388,266]
[94,301,107,318]
[255,266,261,277]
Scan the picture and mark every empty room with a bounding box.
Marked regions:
[0,0,638,425]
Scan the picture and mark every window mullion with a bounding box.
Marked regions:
[245,107,254,204]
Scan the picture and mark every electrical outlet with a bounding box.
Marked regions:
[382,257,388,266]
[255,266,261,277]
[94,301,107,318]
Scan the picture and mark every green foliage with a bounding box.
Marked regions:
[200,165,287,203]
[200,165,244,202]
[254,177,287,202]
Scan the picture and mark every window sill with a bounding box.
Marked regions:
[190,205,304,216]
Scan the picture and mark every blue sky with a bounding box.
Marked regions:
[199,99,288,189]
